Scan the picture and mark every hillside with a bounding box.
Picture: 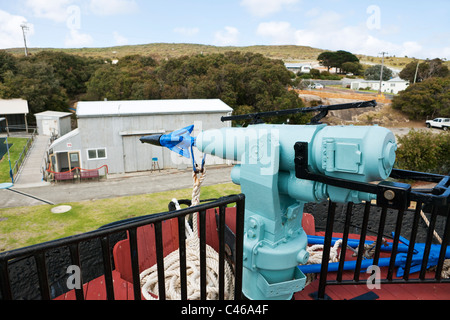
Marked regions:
[5,43,325,62]
[7,43,448,70]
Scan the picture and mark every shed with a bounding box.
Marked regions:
[0,99,29,133]
[48,99,233,174]
[285,63,311,74]
[35,111,72,137]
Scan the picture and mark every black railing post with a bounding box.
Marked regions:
[68,243,84,300]
[354,202,371,280]
[35,252,51,300]
[403,203,422,280]
[154,221,166,300]
[435,206,450,281]
[218,205,226,300]
[128,228,141,300]
[337,202,353,282]
[420,206,438,280]
[177,216,188,300]
[0,260,12,300]
[100,236,115,300]
[234,194,245,300]
[317,200,336,299]
[199,210,207,300]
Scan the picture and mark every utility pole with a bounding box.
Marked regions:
[20,23,29,57]
[414,60,420,83]
[378,51,388,95]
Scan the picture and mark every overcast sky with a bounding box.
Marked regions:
[1,0,449,60]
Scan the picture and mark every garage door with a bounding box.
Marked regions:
[122,135,163,172]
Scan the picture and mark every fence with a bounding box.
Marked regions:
[295,140,450,299]
[0,194,245,300]
[11,129,37,181]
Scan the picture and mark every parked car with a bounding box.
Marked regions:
[308,83,324,89]
[426,118,450,131]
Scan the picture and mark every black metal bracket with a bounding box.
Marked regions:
[221,100,377,125]
[294,141,450,214]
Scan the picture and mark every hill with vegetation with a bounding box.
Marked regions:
[6,43,449,70]
[5,43,325,62]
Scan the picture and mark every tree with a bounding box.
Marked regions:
[317,50,359,73]
[364,64,393,80]
[334,50,359,71]
[391,77,450,120]
[317,52,335,71]
[399,58,449,83]
[84,51,309,124]
[31,51,103,99]
[0,60,68,116]
[341,62,363,75]
[0,51,17,82]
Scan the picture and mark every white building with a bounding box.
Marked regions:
[346,77,410,94]
[0,99,29,133]
[47,99,233,174]
[35,111,73,137]
[285,63,312,74]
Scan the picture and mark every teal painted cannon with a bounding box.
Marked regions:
[141,119,397,300]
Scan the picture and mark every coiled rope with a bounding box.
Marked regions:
[140,167,235,300]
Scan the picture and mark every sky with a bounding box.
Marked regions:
[1,0,449,60]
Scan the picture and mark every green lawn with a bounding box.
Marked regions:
[0,182,242,252]
[0,137,28,183]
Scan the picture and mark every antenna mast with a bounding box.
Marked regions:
[20,23,29,57]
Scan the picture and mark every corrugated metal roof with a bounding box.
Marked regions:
[0,99,29,115]
[35,111,73,118]
[76,99,233,118]
[49,128,80,149]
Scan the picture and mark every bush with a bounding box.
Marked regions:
[391,77,450,120]
[395,130,450,174]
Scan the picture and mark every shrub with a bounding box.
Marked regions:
[395,130,450,175]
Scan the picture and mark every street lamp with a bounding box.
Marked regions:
[0,117,14,184]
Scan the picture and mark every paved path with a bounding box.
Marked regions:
[0,166,233,209]
[13,134,51,188]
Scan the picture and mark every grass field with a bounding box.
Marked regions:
[0,182,242,252]
[0,137,28,183]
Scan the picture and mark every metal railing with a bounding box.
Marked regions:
[11,129,37,180]
[0,194,245,300]
[307,170,450,300]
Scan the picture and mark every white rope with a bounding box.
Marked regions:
[140,168,235,300]
[304,239,342,285]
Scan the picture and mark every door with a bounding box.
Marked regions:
[42,120,57,136]
[123,136,163,172]
[68,152,80,170]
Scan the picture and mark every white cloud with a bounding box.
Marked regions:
[241,0,300,17]
[214,26,240,46]
[89,0,138,16]
[251,10,444,59]
[25,0,73,23]
[65,29,93,47]
[113,31,128,46]
[174,27,200,37]
[256,21,295,44]
[0,10,34,49]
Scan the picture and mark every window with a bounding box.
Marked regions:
[87,148,107,160]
